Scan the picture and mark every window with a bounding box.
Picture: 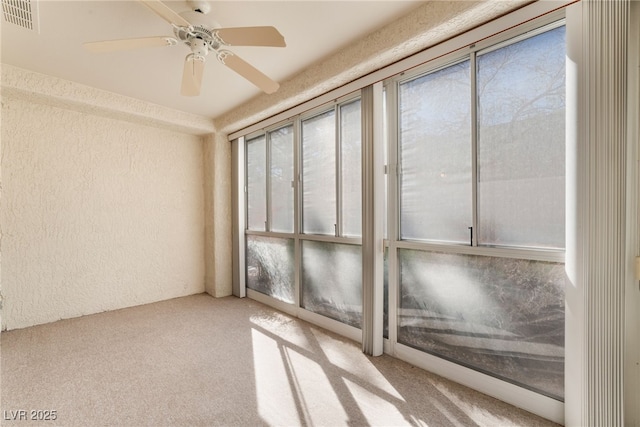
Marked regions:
[245,125,296,303]
[240,14,567,412]
[398,249,565,399]
[399,60,472,243]
[244,96,363,320]
[392,23,566,400]
[246,135,266,231]
[246,235,295,303]
[302,100,362,237]
[477,27,566,248]
[340,100,363,237]
[301,240,362,328]
[246,126,295,234]
[300,98,363,325]
[302,110,336,235]
[269,125,295,233]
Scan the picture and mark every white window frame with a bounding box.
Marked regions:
[242,94,365,344]
[382,15,566,424]
[233,4,574,424]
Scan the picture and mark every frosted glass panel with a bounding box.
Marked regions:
[382,89,388,239]
[383,248,389,339]
[246,235,295,304]
[341,99,362,237]
[399,61,472,243]
[302,110,336,235]
[477,26,566,248]
[301,240,362,328]
[247,136,266,231]
[270,125,294,233]
[398,249,565,400]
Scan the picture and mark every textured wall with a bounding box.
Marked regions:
[2,65,215,136]
[203,133,232,297]
[1,94,206,330]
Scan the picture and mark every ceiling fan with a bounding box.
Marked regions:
[83,0,286,96]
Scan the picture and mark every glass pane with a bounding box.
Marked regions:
[302,110,336,235]
[341,99,362,237]
[247,135,266,231]
[301,240,362,328]
[270,125,295,233]
[383,88,388,240]
[246,235,295,304]
[383,247,389,339]
[477,26,566,249]
[399,60,472,243]
[398,249,565,400]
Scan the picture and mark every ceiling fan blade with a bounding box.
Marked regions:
[218,51,280,94]
[83,37,178,53]
[214,26,286,47]
[181,54,205,97]
[138,0,192,28]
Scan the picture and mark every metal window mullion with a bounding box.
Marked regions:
[244,138,249,233]
[265,132,272,232]
[233,137,246,298]
[471,51,479,247]
[385,80,400,354]
[298,117,306,236]
[335,104,342,237]
[294,117,302,308]
[293,118,301,236]
[394,239,565,263]
[245,230,296,239]
[361,83,385,356]
[299,235,362,245]
[394,81,404,242]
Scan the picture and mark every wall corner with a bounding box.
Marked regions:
[204,133,233,297]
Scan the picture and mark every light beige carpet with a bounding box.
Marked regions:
[1,294,559,426]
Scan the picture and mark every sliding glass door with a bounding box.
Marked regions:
[244,96,363,337]
[387,22,566,401]
[241,14,567,416]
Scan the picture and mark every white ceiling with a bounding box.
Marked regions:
[1,1,423,118]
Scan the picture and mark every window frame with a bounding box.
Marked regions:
[386,18,566,264]
[245,120,297,235]
[396,56,474,245]
[382,16,567,412]
[237,7,570,423]
[242,93,365,342]
[299,94,363,239]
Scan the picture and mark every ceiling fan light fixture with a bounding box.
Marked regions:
[189,38,209,56]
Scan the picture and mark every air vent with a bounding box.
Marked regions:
[2,0,39,32]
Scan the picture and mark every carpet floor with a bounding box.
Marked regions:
[1,294,559,426]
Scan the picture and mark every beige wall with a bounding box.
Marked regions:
[1,90,206,330]
[203,133,232,297]
[0,0,532,331]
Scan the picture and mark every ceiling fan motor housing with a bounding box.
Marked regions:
[174,10,221,53]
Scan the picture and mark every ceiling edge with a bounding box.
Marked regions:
[1,64,216,136]
[213,0,531,136]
